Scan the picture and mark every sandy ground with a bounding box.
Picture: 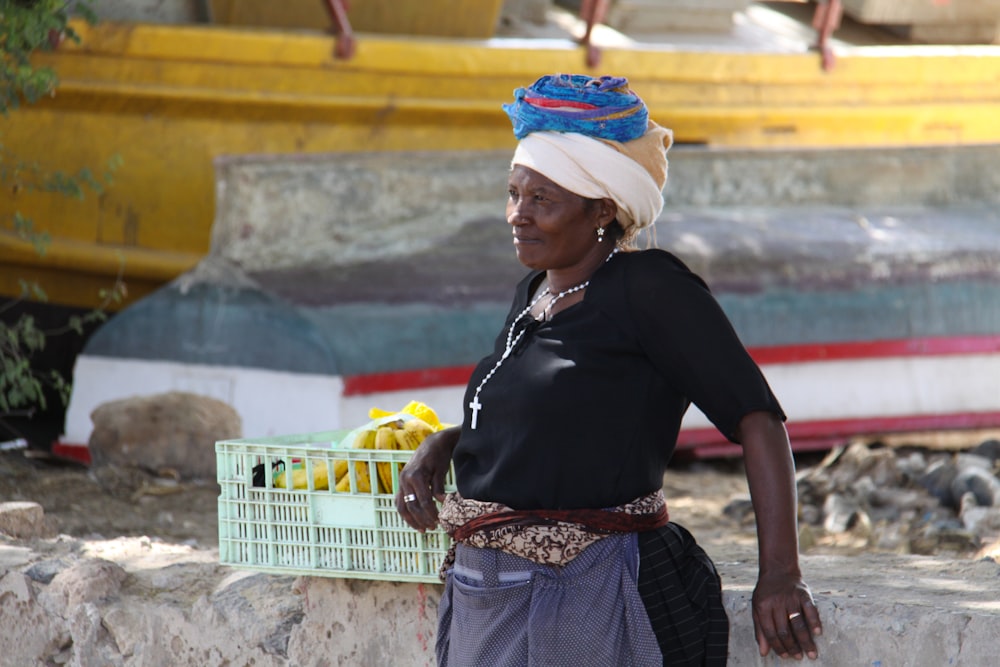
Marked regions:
[0,450,220,548]
[0,448,930,560]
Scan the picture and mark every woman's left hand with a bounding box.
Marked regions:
[395,426,460,532]
[737,410,823,660]
[752,571,822,660]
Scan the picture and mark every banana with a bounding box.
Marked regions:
[338,429,375,487]
[312,462,330,490]
[354,462,372,492]
[273,467,298,489]
[374,425,398,493]
[352,429,376,449]
[334,461,372,493]
[367,401,444,431]
[274,461,329,490]
[374,425,395,451]
[333,428,378,493]
[334,471,351,492]
[393,419,433,451]
[393,428,420,451]
[332,458,348,483]
[404,418,435,441]
[333,415,431,494]
[355,427,379,492]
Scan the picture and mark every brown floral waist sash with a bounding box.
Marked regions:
[436,489,670,579]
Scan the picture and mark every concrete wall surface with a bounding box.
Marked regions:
[2,540,999,666]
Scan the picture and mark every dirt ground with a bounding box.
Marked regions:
[0,447,963,561]
[0,450,223,548]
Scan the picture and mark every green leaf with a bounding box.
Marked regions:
[7,387,24,409]
[1,0,101,418]
[48,369,71,406]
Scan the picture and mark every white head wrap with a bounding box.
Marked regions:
[510,126,672,232]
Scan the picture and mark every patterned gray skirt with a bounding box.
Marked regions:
[436,532,662,666]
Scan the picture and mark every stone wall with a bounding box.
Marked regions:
[2,536,998,666]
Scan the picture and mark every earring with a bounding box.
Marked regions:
[596,226,605,242]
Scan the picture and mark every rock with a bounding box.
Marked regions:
[850,509,874,542]
[954,452,994,472]
[959,492,1000,535]
[950,467,1000,508]
[800,503,822,526]
[97,570,307,666]
[68,603,124,667]
[0,571,69,666]
[830,442,902,489]
[823,493,861,533]
[88,392,242,481]
[970,439,1000,465]
[0,501,53,539]
[794,441,1000,553]
[868,503,903,525]
[868,488,937,525]
[722,496,755,524]
[26,558,71,585]
[286,577,441,667]
[909,521,979,555]
[0,541,33,573]
[895,450,928,483]
[0,570,34,603]
[42,559,128,612]
[208,572,304,657]
[919,459,960,507]
[795,475,831,507]
[849,475,877,503]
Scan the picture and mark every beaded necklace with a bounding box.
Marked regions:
[468,248,619,430]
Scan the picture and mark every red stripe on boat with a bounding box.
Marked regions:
[750,335,1000,365]
[344,366,475,395]
[344,335,1000,395]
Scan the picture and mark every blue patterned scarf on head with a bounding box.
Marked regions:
[502,74,649,142]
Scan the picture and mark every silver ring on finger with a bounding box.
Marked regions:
[788,612,802,621]
[403,494,417,503]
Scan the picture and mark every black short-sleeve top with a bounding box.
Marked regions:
[452,249,784,510]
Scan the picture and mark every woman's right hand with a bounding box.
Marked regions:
[395,425,460,532]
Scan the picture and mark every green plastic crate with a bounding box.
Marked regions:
[216,429,454,583]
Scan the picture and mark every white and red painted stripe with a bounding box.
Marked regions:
[58,335,1000,464]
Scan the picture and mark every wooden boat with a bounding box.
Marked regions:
[3,1,999,457]
[5,1,1000,310]
[61,143,1000,459]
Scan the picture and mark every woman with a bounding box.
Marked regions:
[396,74,822,666]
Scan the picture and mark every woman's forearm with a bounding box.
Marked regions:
[738,411,801,576]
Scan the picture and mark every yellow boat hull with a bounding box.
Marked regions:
[3,20,1000,309]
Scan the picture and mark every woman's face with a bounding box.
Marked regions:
[506,165,609,272]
